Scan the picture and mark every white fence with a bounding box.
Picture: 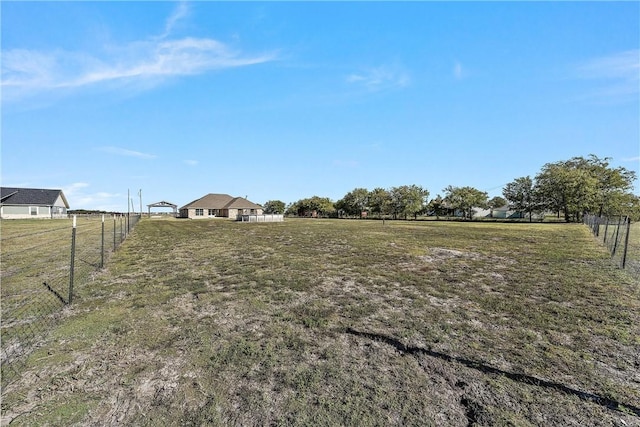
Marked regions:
[238,214,284,223]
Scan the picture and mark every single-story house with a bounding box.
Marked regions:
[473,205,547,220]
[1,187,70,219]
[179,194,263,219]
[473,205,525,219]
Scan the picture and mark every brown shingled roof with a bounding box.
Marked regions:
[180,194,262,210]
[224,197,262,210]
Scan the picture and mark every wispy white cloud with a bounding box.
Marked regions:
[575,50,639,103]
[73,192,124,212]
[97,146,157,159]
[1,4,278,103]
[346,65,410,91]
[622,156,640,162]
[160,1,190,39]
[184,159,199,166]
[579,50,639,79]
[2,39,276,96]
[62,182,90,197]
[60,182,124,211]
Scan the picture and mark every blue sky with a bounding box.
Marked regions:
[2,2,639,212]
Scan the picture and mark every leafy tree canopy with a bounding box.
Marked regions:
[390,185,429,219]
[368,188,392,217]
[335,188,369,217]
[534,155,636,221]
[443,185,488,220]
[502,176,537,222]
[263,200,286,214]
[488,196,507,209]
[427,195,448,218]
[286,196,335,217]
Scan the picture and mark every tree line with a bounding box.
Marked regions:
[262,155,639,222]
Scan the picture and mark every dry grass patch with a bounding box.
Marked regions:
[2,218,639,426]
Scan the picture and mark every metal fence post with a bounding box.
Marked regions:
[69,215,77,304]
[101,214,105,268]
[612,216,622,257]
[113,214,117,251]
[621,217,631,269]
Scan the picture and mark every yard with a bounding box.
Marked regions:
[1,218,639,426]
[626,221,640,278]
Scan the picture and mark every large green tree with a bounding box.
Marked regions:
[286,196,335,217]
[535,163,597,222]
[578,155,636,217]
[389,185,430,220]
[263,200,286,214]
[427,195,448,218]
[335,188,369,218]
[502,176,537,222]
[534,155,636,221]
[368,188,392,218]
[443,186,488,220]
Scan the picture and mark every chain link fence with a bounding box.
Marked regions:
[1,214,141,389]
[583,214,639,279]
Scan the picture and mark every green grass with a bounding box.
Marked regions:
[2,218,639,426]
[625,221,640,277]
[587,218,639,278]
[1,216,131,387]
[1,216,128,304]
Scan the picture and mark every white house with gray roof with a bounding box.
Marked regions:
[1,187,69,219]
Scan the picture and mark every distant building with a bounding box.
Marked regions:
[1,187,69,219]
[179,193,263,219]
[473,205,525,219]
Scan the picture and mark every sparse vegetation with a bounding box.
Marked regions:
[286,155,639,222]
[1,218,639,426]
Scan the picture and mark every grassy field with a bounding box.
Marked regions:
[625,222,640,278]
[1,216,132,387]
[1,216,129,305]
[1,218,639,426]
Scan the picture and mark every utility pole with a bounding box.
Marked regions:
[139,189,142,217]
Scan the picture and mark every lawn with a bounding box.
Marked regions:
[1,218,639,426]
[1,216,132,388]
[625,221,640,278]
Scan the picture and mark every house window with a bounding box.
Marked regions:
[195,209,204,216]
[30,206,38,215]
[208,209,216,216]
